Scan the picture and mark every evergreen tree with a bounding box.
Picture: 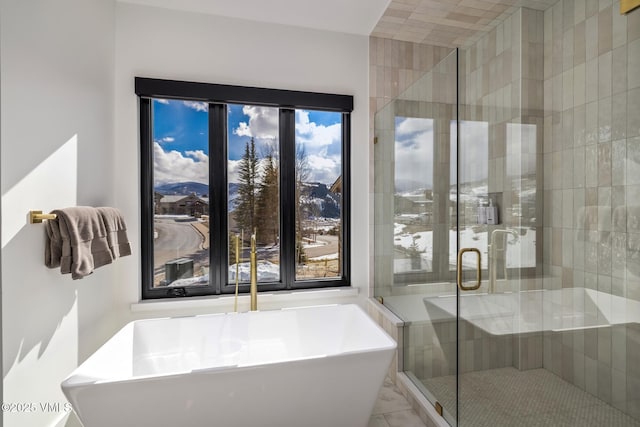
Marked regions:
[256,153,279,245]
[235,138,259,236]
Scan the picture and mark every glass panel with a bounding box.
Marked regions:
[294,109,343,280]
[374,48,459,425]
[152,98,210,288]
[227,104,280,283]
[374,4,639,427]
[394,117,434,277]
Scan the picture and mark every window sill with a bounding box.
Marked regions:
[131,287,359,313]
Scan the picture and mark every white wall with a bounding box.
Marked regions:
[1,0,117,426]
[0,3,371,423]
[114,3,371,320]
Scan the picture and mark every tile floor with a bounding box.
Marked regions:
[369,377,427,427]
[373,368,640,427]
[424,367,640,427]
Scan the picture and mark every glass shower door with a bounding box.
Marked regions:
[388,48,461,425]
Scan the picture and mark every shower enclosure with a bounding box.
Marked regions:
[374,4,640,426]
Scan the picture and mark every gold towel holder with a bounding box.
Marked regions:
[29,210,57,224]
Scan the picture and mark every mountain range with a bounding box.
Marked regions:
[155,181,340,218]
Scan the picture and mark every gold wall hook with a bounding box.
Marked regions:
[29,210,57,224]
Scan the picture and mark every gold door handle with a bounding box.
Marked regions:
[457,248,481,291]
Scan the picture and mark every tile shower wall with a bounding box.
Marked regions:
[457,8,545,374]
[460,7,544,272]
[542,0,640,419]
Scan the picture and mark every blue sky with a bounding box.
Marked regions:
[152,99,342,186]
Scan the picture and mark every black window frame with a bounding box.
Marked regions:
[136,77,352,299]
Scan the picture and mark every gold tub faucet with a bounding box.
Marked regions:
[250,232,258,311]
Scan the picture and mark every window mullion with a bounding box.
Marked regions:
[140,98,154,299]
[341,112,351,282]
[280,108,296,289]
[210,103,227,294]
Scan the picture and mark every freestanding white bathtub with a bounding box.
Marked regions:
[61,304,396,427]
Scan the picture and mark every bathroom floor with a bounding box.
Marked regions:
[369,377,427,427]
[423,367,640,427]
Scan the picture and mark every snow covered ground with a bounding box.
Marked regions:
[394,224,536,273]
[228,260,280,282]
[167,260,281,287]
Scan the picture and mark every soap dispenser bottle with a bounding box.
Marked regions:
[478,202,487,224]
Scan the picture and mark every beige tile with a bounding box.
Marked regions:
[628,136,640,184]
[369,414,391,427]
[574,62,586,106]
[600,0,613,11]
[564,28,575,71]
[612,139,627,186]
[612,92,627,141]
[598,50,612,99]
[598,95,612,142]
[628,88,640,137]
[564,0,576,31]
[612,0,627,48]
[574,104,587,145]
[383,409,426,427]
[575,21,587,65]
[598,5,613,55]
[585,100,599,144]
[574,146,586,186]
[586,14,599,60]
[372,378,413,415]
[629,38,640,90]
[585,57,599,103]
[629,7,640,42]
[612,45,628,95]
[564,70,575,109]
[586,0,599,17]
[576,0,587,24]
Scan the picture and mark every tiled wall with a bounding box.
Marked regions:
[370,1,640,421]
[541,0,640,419]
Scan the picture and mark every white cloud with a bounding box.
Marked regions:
[155,99,169,104]
[295,110,341,148]
[227,159,241,184]
[233,106,278,140]
[183,101,208,112]
[161,136,175,142]
[153,142,208,185]
[185,149,208,162]
[307,154,340,185]
[234,122,252,137]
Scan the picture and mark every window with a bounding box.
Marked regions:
[137,78,352,299]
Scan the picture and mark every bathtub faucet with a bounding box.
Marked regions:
[250,232,258,311]
[488,229,518,294]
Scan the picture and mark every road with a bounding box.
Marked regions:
[304,234,339,259]
[154,218,208,281]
